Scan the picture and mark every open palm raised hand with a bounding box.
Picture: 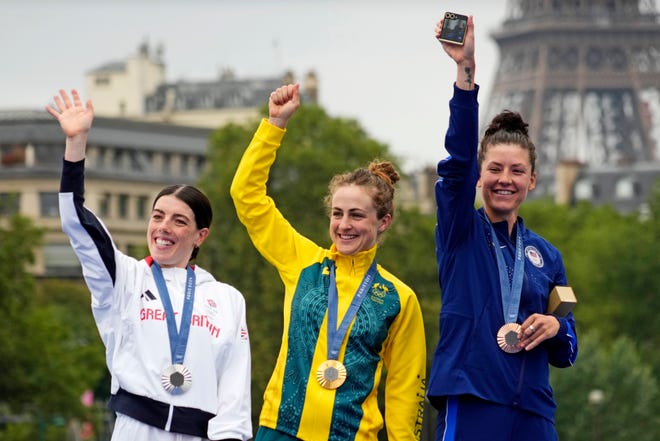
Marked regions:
[46,89,94,138]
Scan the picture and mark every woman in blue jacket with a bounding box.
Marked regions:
[428,15,578,441]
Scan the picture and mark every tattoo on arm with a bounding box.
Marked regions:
[463,67,473,86]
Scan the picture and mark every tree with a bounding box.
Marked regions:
[376,207,441,363]
[521,189,660,373]
[522,186,660,433]
[0,215,106,440]
[553,332,659,441]
[1,214,44,409]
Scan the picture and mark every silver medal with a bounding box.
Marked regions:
[161,364,192,394]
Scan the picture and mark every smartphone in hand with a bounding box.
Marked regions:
[437,12,468,45]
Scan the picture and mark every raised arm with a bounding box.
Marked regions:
[435,15,476,91]
[45,89,94,161]
[50,89,119,297]
[230,83,320,275]
[434,14,480,251]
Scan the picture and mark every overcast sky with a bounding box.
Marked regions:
[1,0,507,171]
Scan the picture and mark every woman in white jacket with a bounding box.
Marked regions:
[47,89,252,441]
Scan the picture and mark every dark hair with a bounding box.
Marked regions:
[478,110,537,174]
[153,185,212,261]
[323,160,400,223]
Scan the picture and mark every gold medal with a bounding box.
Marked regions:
[497,323,522,353]
[161,364,192,394]
[316,360,347,389]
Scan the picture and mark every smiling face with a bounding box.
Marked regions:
[477,142,536,227]
[147,194,209,268]
[329,184,391,256]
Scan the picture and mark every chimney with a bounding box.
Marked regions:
[555,159,583,205]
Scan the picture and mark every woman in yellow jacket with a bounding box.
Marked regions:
[230,84,426,441]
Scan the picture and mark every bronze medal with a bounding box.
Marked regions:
[316,360,347,390]
[161,364,192,394]
[497,323,522,353]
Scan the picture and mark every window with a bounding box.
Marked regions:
[96,147,108,169]
[162,153,172,174]
[574,179,593,200]
[118,194,130,219]
[0,192,20,215]
[129,151,141,172]
[180,155,190,176]
[1,144,27,167]
[43,243,81,277]
[137,195,150,220]
[33,143,60,166]
[196,156,205,174]
[99,193,111,217]
[39,192,59,218]
[95,76,110,86]
[112,149,125,169]
[615,177,639,199]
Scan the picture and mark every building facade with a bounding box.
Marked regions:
[86,42,318,129]
[0,110,211,277]
[85,41,166,118]
[1,42,322,277]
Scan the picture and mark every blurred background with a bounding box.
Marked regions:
[1,1,658,440]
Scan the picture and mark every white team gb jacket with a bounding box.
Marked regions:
[59,159,252,441]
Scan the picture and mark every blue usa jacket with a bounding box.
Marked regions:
[427,85,578,423]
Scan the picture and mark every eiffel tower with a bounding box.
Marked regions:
[484,0,660,212]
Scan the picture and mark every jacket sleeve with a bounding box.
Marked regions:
[59,159,118,306]
[230,119,321,278]
[208,287,252,441]
[547,312,578,368]
[435,85,480,253]
[382,287,427,441]
[545,263,578,368]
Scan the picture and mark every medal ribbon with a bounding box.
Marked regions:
[327,260,377,360]
[488,221,524,324]
[151,262,196,364]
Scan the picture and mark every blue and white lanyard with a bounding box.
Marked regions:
[151,262,196,365]
[489,222,524,324]
[326,260,377,360]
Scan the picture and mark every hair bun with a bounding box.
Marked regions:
[368,161,400,186]
[484,110,529,137]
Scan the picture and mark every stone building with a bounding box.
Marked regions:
[0,110,211,277]
[1,42,319,277]
[86,41,319,128]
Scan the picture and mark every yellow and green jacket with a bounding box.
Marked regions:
[231,120,426,441]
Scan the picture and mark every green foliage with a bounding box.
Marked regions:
[377,207,440,363]
[521,189,660,372]
[197,120,286,414]
[0,215,40,312]
[553,332,660,440]
[0,421,33,441]
[0,214,106,439]
[1,214,43,409]
[523,186,660,439]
